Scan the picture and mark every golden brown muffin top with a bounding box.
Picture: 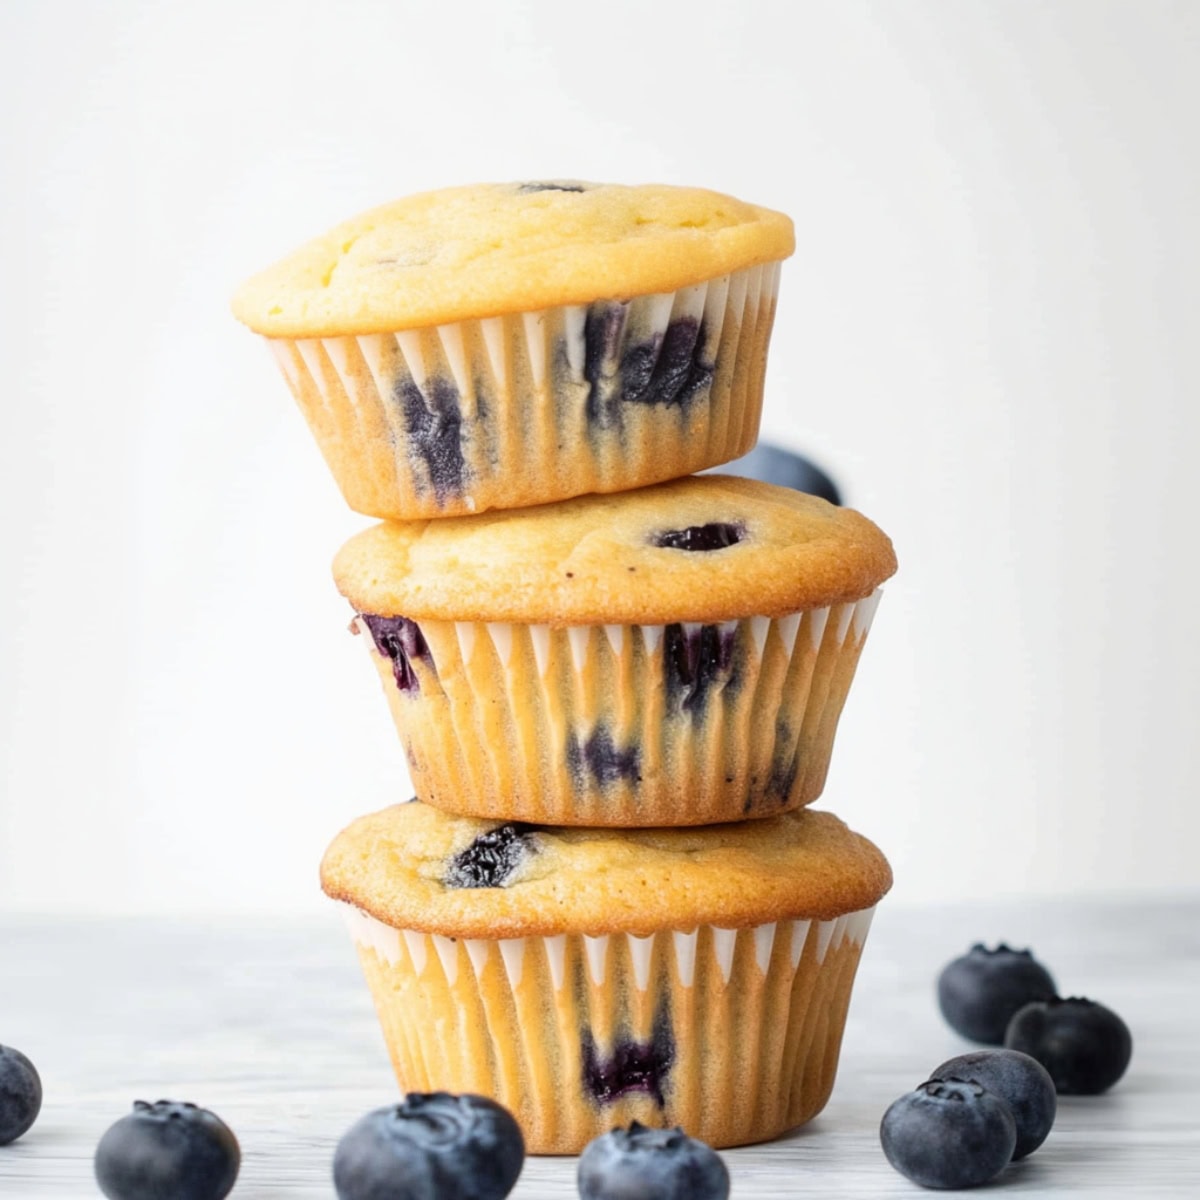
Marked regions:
[334,475,897,625]
[321,801,892,938]
[231,181,794,336]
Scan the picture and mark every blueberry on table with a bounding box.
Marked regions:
[880,1079,1017,1190]
[577,1122,729,1200]
[1005,996,1133,1095]
[94,1100,239,1200]
[0,1044,42,1146]
[937,943,1058,1044]
[931,1048,1056,1159]
[708,442,842,504]
[334,1092,524,1200]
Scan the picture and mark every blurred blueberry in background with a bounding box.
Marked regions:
[707,442,842,505]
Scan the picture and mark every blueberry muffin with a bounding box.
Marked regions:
[231,182,793,519]
[322,800,892,1153]
[334,474,897,826]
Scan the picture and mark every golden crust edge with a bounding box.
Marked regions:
[331,514,898,626]
[230,191,794,336]
[319,820,894,940]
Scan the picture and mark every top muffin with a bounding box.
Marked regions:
[231,181,794,520]
[231,182,794,336]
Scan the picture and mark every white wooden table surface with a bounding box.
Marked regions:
[2,896,1198,1197]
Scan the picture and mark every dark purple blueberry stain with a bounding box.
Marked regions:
[394,375,467,504]
[651,523,744,552]
[712,443,842,504]
[664,623,739,718]
[583,302,629,428]
[582,306,715,429]
[360,614,432,695]
[764,723,800,804]
[517,182,588,193]
[619,316,713,409]
[469,372,500,472]
[581,1002,675,1108]
[566,725,641,790]
[443,823,537,889]
[741,724,803,813]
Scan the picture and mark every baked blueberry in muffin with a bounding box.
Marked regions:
[581,1002,677,1109]
[443,824,537,889]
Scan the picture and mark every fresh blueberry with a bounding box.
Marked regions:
[937,943,1058,1044]
[1005,996,1133,1095]
[444,824,536,889]
[0,1044,42,1145]
[931,1048,1056,1159]
[708,442,841,504]
[94,1100,239,1200]
[577,1122,729,1200]
[651,523,744,552]
[334,1092,524,1200]
[880,1078,1017,1190]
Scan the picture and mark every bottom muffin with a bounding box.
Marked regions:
[321,801,891,1154]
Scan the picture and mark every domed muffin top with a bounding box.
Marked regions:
[321,800,892,938]
[334,475,897,625]
[231,181,794,336]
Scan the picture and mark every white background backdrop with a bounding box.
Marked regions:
[1,0,1196,916]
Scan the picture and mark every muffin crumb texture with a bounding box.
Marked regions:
[232,182,795,335]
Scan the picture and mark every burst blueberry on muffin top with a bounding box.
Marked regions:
[320,800,892,939]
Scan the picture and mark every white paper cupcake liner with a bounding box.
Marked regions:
[355,590,882,826]
[267,261,781,519]
[340,901,876,1153]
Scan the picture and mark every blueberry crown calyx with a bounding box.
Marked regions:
[969,942,1041,960]
[133,1099,200,1115]
[615,1121,688,1150]
[389,1094,473,1144]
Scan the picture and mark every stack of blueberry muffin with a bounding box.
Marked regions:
[233,182,897,1154]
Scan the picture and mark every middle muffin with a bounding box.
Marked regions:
[335,474,897,826]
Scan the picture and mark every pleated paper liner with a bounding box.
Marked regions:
[267,261,781,520]
[354,590,882,826]
[340,902,876,1154]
